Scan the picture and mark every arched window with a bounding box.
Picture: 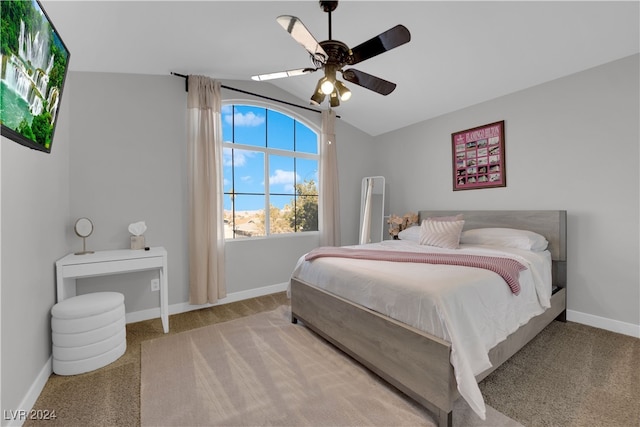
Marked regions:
[222,103,319,239]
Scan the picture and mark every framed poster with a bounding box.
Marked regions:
[452,120,505,191]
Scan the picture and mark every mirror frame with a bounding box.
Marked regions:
[74,217,94,238]
[359,176,385,244]
[74,217,95,255]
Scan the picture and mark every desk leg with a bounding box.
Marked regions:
[160,259,169,333]
[57,277,77,303]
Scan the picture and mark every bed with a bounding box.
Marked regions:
[289,210,567,427]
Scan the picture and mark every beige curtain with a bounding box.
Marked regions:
[186,75,226,304]
[319,109,341,247]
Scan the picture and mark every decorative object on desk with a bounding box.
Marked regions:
[74,217,95,255]
[387,212,418,239]
[128,221,147,250]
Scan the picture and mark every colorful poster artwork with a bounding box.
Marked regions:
[452,121,506,190]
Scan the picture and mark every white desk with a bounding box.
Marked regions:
[56,247,169,333]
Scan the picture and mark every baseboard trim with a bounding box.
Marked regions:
[125,282,289,325]
[4,357,52,427]
[567,309,639,338]
[122,286,640,339]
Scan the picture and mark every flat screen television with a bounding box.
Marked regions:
[1,0,70,153]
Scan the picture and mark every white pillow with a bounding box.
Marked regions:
[459,228,548,251]
[397,225,421,242]
[398,215,465,244]
[419,219,465,249]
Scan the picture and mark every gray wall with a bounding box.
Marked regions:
[1,90,71,417]
[67,72,190,310]
[374,54,640,331]
[67,73,372,311]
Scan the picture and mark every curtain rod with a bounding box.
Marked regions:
[171,72,339,118]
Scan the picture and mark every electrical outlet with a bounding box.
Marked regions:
[151,279,160,292]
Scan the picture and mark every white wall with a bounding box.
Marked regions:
[374,54,640,335]
[1,88,71,420]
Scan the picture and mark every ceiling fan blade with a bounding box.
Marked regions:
[348,25,411,65]
[341,68,397,96]
[277,15,328,63]
[251,68,316,81]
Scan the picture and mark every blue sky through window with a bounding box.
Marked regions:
[222,105,318,212]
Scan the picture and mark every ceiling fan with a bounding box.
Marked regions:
[251,0,411,107]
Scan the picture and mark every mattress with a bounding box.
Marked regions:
[291,239,553,419]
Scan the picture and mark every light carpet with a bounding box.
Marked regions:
[141,306,522,426]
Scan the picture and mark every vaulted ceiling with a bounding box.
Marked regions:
[42,1,639,136]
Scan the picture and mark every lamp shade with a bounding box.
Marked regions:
[335,80,351,101]
[310,78,326,105]
[329,90,340,107]
[320,78,335,95]
[310,90,326,105]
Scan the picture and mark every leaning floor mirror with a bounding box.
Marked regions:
[359,176,385,244]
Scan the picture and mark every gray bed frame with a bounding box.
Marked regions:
[290,210,567,427]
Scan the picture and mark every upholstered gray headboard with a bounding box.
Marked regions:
[418,210,567,287]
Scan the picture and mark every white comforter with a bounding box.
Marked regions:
[291,240,553,420]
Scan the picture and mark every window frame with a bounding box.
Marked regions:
[222,100,320,240]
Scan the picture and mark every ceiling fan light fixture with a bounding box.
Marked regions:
[329,90,340,107]
[335,80,351,101]
[321,65,338,95]
[310,79,326,105]
[320,77,335,95]
[310,91,326,105]
[256,4,411,108]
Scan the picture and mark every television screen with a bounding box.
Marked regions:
[1,0,70,153]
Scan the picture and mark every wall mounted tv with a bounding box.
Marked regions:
[1,0,70,153]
